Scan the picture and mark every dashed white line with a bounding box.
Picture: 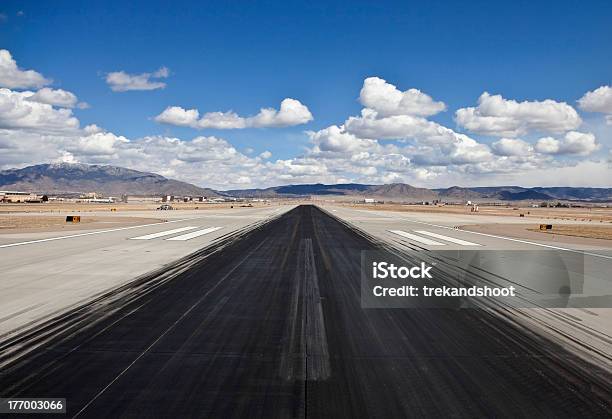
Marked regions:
[129,226,198,240]
[415,230,482,246]
[166,227,223,241]
[389,230,445,246]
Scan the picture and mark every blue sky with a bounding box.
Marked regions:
[0,1,611,188]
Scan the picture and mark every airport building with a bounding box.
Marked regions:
[121,195,163,203]
[0,191,42,203]
[162,195,214,203]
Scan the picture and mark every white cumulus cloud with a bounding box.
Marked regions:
[0,49,51,89]
[155,98,313,129]
[345,109,443,141]
[198,111,247,129]
[154,106,201,127]
[26,87,85,108]
[343,108,493,165]
[249,98,313,127]
[70,131,129,156]
[105,67,169,92]
[456,92,582,137]
[535,131,599,156]
[308,124,378,155]
[491,138,534,156]
[0,88,80,133]
[359,76,446,117]
[578,85,612,125]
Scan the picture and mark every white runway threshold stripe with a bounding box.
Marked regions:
[166,227,223,241]
[130,226,198,240]
[0,217,205,249]
[415,230,482,246]
[388,230,445,246]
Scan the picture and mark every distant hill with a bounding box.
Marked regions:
[531,187,612,201]
[367,183,436,200]
[226,183,612,202]
[0,163,219,197]
[435,186,483,200]
[497,190,553,201]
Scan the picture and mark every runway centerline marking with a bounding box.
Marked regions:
[389,230,445,246]
[303,238,331,380]
[129,226,198,240]
[0,218,207,249]
[415,230,482,246]
[166,227,223,241]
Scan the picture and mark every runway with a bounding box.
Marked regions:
[1,205,610,417]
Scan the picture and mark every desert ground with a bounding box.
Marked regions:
[341,201,612,221]
[0,201,277,233]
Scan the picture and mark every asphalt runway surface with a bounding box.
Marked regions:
[1,205,611,418]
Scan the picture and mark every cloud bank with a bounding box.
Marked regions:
[0,51,609,188]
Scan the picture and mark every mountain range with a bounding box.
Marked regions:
[1,163,610,202]
[227,183,612,202]
[0,163,219,197]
